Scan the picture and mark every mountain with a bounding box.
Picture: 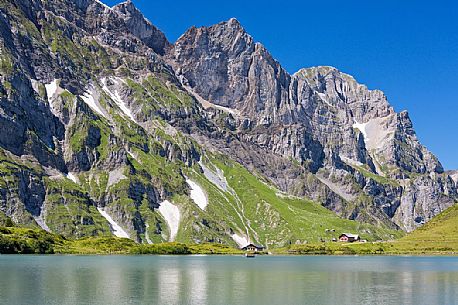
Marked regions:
[167,17,457,231]
[0,0,455,247]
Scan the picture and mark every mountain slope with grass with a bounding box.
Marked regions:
[0,0,455,250]
[280,203,458,255]
[394,203,458,249]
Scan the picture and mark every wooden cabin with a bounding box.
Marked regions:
[339,233,360,243]
[241,243,265,252]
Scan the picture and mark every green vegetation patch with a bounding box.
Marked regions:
[209,155,402,248]
[43,177,111,238]
[0,227,244,255]
[56,237,137,254]
[353,164,400,187]
[0,212,14,227]
[0,227,64,254]
[276,203,458,255]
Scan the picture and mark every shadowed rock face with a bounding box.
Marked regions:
[0,0,456,240]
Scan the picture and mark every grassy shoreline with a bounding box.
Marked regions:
[0,227,245,255]
[2,205,458,256]
[1,226,457,256]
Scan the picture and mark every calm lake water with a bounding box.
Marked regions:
[0,255,458,305]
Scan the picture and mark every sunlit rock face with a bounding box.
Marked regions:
[0,0,456,243]
[168,18,456,231]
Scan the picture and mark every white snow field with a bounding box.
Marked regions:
[101,77,136,122]
[158,200,181,241]
[186,179,208,210]
[353,116,395,151]
[352,120,369,141]
[45,79,58,101]
[97,208,130,238]
[66,172,79,184]
[231,233,249,248]
[145,223,153,244]
[34,214,51,232]
[80,87,107,118]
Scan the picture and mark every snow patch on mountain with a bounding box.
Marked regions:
[199,161,229,192]
[34,214,51,232]
[66,172,79,184]
[80,87,107,118]
[231,233,249,247]
[353,120,369,141]
[353,116,395,151]
[97,208,130,238]
[45,79,58,101]
[101,77,136,122]
[44,79,61,116]
[186,179,208,210]
[158,200,180,241]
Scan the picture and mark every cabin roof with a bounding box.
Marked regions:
[242,243,264,249]
[340,233,359,239]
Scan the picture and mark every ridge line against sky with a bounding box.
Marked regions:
[103,0,458,170]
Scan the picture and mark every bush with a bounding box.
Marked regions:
[0,227,63,254]
[131,242,191,254]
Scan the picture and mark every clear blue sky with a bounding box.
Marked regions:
[105,0,458,170]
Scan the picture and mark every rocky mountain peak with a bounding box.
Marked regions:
[173,17,254,57]
[168,17,292,119]
[112,0,138,15]
[165,14,456,232]
[109,0,171,55]
[295,66,357,91]
[295,66,395,123]
[209,17,247,36]
[222,17,245,34]
[168,18,264,111]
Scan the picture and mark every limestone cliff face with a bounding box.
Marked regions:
[0,0,455,242]
[168,19,457,231]
[170,18,292,122]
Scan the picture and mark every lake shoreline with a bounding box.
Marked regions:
[2,252,458,256]
[2,226,458,256]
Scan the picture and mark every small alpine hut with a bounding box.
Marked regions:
[241,243,265,252]
[339,233,360,243]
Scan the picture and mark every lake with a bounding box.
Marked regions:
[0,255,457,305]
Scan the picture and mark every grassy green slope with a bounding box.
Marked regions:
[190,155,403,249]
[387,203,458,253]
[279,203,458,255]
[403,204,458,242]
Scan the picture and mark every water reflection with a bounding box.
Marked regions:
[158,267,181,304]
[0,256,458,305]
[187,261,208,305]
